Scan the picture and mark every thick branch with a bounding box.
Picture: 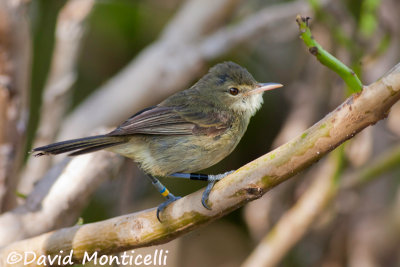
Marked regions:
[1,62,399,265]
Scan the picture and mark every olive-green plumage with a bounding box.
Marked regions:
[33,62,282,177]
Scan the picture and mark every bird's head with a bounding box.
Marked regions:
[196,61,282,116]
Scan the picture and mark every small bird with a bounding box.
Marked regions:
[33,62,282,221]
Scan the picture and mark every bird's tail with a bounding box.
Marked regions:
[32,135,128,157]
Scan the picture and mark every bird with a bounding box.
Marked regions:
[33,61,282,221]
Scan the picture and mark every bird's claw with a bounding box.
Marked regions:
[201,180,216,210]
[156,194,181,222]
[201,170,234,210]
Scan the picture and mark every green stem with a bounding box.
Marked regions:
[332,144,346,186]
[296,15,363,93]
[357,144,400,185]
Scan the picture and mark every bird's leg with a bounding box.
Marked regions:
[146,175,181,222]
[170,171,234,210]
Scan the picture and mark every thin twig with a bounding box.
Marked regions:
[296,15,363,93]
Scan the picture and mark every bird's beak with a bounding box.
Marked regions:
[247,83,283,95]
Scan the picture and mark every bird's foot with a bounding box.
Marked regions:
[201,170,234,210]
[157,193,181,222]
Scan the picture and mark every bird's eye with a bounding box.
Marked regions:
[229,87,239,96]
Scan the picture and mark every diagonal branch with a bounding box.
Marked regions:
[1,61,399,265]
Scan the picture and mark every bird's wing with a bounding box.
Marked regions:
[107,105,232,136]
[175,105,232,136]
